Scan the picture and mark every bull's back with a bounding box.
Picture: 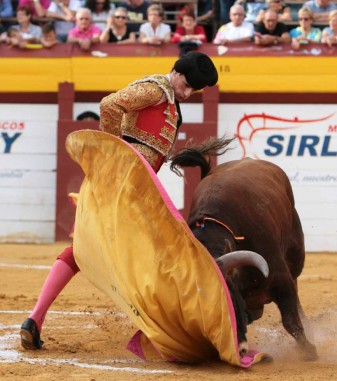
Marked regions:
[188,158,304,269]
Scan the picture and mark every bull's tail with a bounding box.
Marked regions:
[170,136,234,179]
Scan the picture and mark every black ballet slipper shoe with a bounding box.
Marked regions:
[20,318,44,350]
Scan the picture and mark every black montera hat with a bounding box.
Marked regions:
[174,52,218,90]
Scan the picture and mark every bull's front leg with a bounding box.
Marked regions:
[270,273,318,361]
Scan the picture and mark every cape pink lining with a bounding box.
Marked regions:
[124,139,261,367]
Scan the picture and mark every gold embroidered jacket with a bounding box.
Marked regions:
[100,74,179,172]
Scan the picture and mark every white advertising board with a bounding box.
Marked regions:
[2,101,335,252]
[219,104,337,252]
[0,105,58,243]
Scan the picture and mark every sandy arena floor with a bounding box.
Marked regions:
[0,242,336,381]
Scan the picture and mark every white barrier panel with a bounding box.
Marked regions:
[2,101,335,252]
[0,105,58,243]
[219,104,337,253]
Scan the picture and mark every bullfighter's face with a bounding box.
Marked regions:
[170,70,196,102]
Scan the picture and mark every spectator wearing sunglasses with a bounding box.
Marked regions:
[100,6,136,43]
[290,7,322,50]
[255,0,292,23]
[85,0,115,31]
[67,7,102,50]
[303,0,336,23]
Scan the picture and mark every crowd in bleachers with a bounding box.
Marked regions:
[0,0,337,51]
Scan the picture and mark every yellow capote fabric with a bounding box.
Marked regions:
[65,130,264,366]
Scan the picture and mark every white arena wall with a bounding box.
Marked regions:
[0,101,336,252]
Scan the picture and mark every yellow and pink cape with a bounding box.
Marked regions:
[66,130,268,367]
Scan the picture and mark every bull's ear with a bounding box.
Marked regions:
[223,238,234,254]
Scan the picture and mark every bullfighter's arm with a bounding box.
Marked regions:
[99,82,164,136]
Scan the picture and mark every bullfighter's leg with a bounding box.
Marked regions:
[270,271,318,361]
[20,246,79,350]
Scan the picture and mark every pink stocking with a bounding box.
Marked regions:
[29,259,76,333]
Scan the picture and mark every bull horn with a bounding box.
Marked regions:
[216,250,269,278]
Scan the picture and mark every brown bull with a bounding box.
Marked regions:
[170,137,318,361]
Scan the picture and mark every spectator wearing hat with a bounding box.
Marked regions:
[138,4,171,45]
[20,51,219,351]
[213,4,254,45]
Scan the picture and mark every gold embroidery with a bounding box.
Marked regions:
[99,75,178,158]
[132,75,175,104]
[164,106,178,129]
[130,143,159,169]
[100,93,123,136]
[160,126,175,143]
[124,126,172,156]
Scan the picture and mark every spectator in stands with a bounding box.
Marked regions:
[138,4,171,45]
[290,7,321,50]
[255,0,292,23]
[303,0,336,23]
[18,0,51,17]
[254,8,291,45]
[2,25,28,47]
[177,0,213,26]
[218,0,236,24]
[85,0,115,31]
[238,0,267,23]
[7,6,42,43]
[321,9,337,46]
[0,0,14,34]
[172,11,207,43]
[213,4,254,45]
[125,0,150,33]
[46,0,82,43]
[67,7,101,50]
[99,6,136,43]
[41,21,60,47]
[172,11,207,56]
[0,0,13,18]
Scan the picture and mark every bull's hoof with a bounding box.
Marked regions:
[239,341,248,357]
[298,343,318,361]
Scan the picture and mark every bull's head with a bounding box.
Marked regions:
[216,251,269,357]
